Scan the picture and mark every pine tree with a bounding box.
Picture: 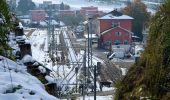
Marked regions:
[0,0,10,53]
[0,0,11,25]
[60,2,65,10]
[17,0,36,14]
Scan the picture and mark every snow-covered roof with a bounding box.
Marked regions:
[39,20,59,26]
[17,15,30,19]
[39,21,47,26]
[51,20,59,25]
[84,34,98,38]
[22,54,36,63]
[59,21,65,26]
[98,13,133,20]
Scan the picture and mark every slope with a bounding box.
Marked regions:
[115,0,170,99]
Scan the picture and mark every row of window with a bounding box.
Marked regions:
[111,22,129,36]
[115,32,129,36]
[105,40,129,45]
[112,22,120,27]
[115,32,121,36]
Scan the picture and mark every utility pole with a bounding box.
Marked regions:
[87,18,90,82]
[94,65,97,100]
[51,25,55,66]
[75,67,78,93]
[89,17,93,76]
[87,15,93,86]
[82,45,86,100]
[47,5,52,53]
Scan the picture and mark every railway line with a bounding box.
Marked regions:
[94,53,122,84]
[42,26,122,97]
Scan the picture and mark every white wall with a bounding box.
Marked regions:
[112,45,131,52]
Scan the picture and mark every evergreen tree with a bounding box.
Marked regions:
[115,0,170,99]
[0,0,11,25]
[60,2,65,10]
[122,0,150,40]
[0,0,10,54]
[17,0,36,14]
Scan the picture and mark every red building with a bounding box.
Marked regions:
[30,10,47,22]
[98,10,133,51]
[80,6,103,17]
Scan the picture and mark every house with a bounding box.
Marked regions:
[39,1,60,11]
[98,10,133,52]
[30,10,47,22]
[17,15,31,25]
[80,6,104,17]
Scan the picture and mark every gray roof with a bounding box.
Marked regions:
[98,13,133,20]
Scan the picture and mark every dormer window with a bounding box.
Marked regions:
[112,22,120,27]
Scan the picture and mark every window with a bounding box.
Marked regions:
[114,40,121,45]
[115,32,121,36]
[124,40,129,44]
[112,22,120,27]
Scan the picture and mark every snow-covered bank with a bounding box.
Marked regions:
[0,56,57,100]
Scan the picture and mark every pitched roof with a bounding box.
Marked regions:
[101,26,133,35]
[98,10,133,20]
[98,13,133,20]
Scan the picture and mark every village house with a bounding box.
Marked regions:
[97,10,133,52]
[30,10,47,22]
[81,6,104,38]
[39,1,61,11]
[39,1,52,9]
[80,6,104,18]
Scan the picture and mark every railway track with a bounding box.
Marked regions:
[94,53,122,84]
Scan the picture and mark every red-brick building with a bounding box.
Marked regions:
[98,10,133,51]
[30,10,47,22]
[80,6,104,17]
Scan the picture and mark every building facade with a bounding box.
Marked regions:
[30,10,47,22]
[98,10,133,51]
[80,6,103,17]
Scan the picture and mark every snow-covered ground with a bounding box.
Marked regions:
[27,27,115,100]
[29,27,104,84]
[0,56,57,100]
[28,28,83,90]
[78,95,113,100]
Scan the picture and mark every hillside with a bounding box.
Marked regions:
[0,0,58,99]
[115,0,170,99]
[0,56,57,100]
